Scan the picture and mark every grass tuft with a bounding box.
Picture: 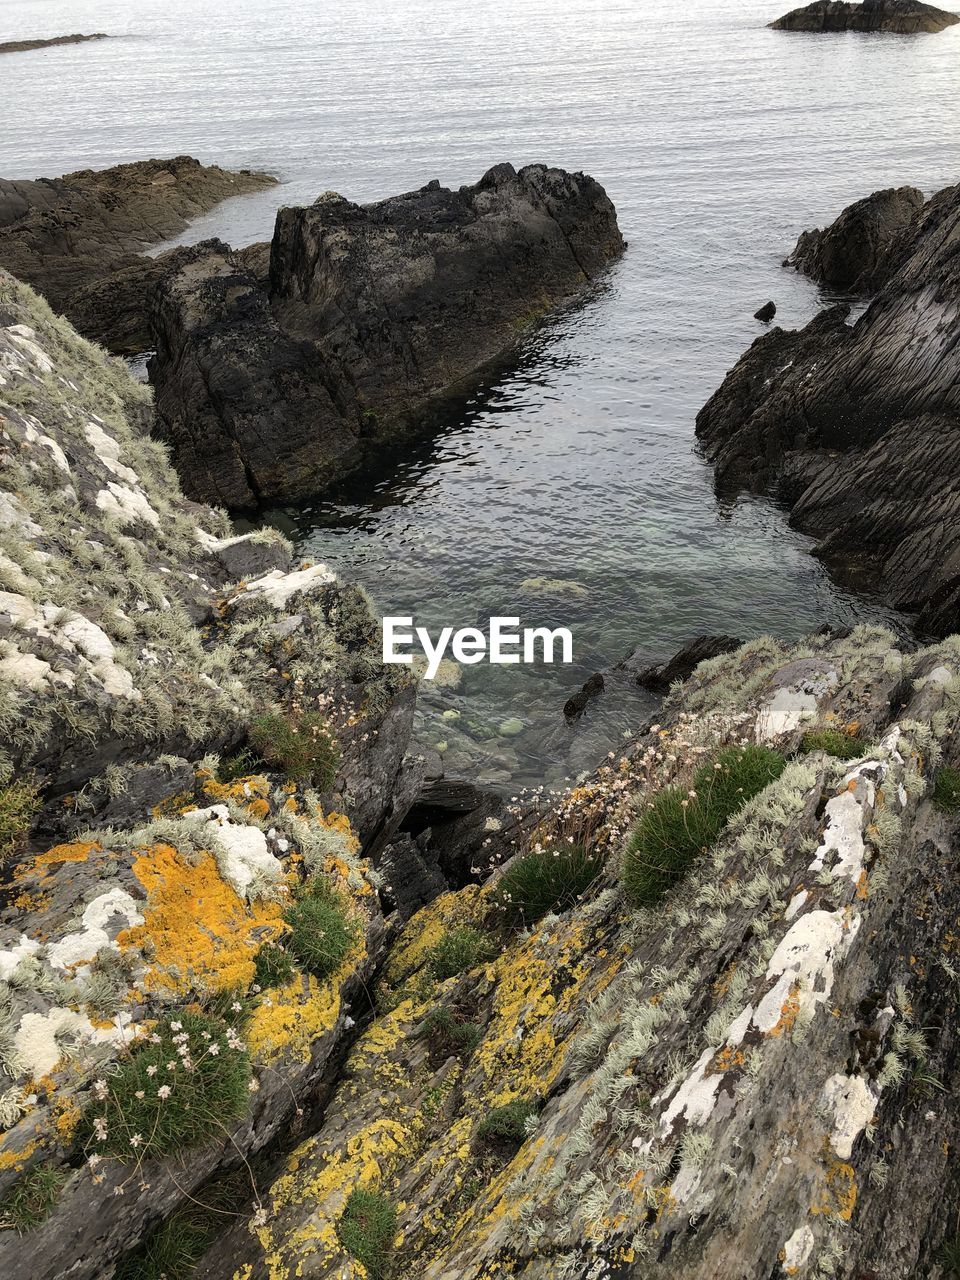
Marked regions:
[801,727,867,760]
[420,1008,483,1062]
[337,1187,397,1279]
[622,745,785,906]
[427,927,496,980]
[249,712,340,787]
[0,1163,66,1233]
[0,779,39,865]
[80,1010,251,1160]
[475,1099,539,1147]
[494,843,601,925]
[933,765,960,812]
[283,878,356,980]
[113,1172,247,1279]
[253,941,296,990]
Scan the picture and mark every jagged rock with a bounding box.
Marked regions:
[770,0,960,32]
[562,672,605,720]
[198,627,960,1279]
[754,299,777,321]
[0,157,276,353]
[625,634,744,693]
[0,33,108,54]
[149,163,625,508]
[696,179,960,635]
[786,185,925,292]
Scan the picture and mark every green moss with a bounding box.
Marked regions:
[494,843,602,925]
[801,728,867,760]
[622,745,785,906]
[249,711,340,787]
[283,877,356,980]
[337,1188,397,1279]
[253,941,296,990]
[933,765,960,812]
[0,778,39,865]
[217,748,265,783]
[113,1173,247,1279]
[0,1163,66,1233]
[475,1099,539,1145]
[427,927,496,980]
[79,1010,251,1160]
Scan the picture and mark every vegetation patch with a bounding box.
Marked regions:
[475,1099,540,1154]
[80,1010,252,1160]
[253,940,296,990]
[427,926,496,980]
[0,1162,66,1233]
[0,778,39,865]
[494,843,601,924]
[622,744,786,906]
[249,711,340,788]
[113,1172,247,1279]
[337,1187,398,1280]
[933,765,960,812]
[217,748,265,784]
[283,877,356,980]
[801,727,867,760]
[420,1006,483,1065]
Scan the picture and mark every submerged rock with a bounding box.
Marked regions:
[769,0,960,32]
[786,184,925,292]
[627,634,744,692]
[0,156,276,353]
[149,163,625,509]
[696,179,960,635]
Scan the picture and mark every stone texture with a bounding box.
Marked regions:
[770,0,960,32]
[0,34,108,55]
[786,185,925,292]
[696,179,960,635]
[149,163,626,509]
[0,157,276,353]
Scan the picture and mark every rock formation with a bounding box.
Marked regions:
[0,157,276,353]
[148,163,626,509]
[4,271,960,1277]
[770,0,960,32]
[0,34,109,55]
[696,179,960,636]
[786,185,924,292]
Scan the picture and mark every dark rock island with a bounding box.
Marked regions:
[697,179,960,636]
[0,33,109,55]
[770,0,960,31]
[149,162,626,509]
[0,156,276,352]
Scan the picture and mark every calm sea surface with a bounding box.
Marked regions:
[3,0,958,786]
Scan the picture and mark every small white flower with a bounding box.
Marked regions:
[157,1085,172,1100]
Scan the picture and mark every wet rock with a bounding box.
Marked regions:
[0,157,276,353]
[625,634,744,693]
[754,299,776,321]
[770,0,960,32]
[563,671,605,720]
[149,163,625,509]
[696,179,960,635]
[786,185,924,292]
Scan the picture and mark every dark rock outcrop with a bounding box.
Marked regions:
[563,672,605,720]
[0,33,108,54]
[148,163,625,509]
[696,180,960,635]
[0,156,276,352]
[626,634,745,693]
[786,185,925,292]
[754,299,777,322]
[770,0,960,31]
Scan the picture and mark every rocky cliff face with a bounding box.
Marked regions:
[696,179,960,636]
[0,272,420,1275]
[0,157,276,354]
[148,163,626,509]
[770,0,960,32]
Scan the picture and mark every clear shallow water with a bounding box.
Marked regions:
[3,0,957,786]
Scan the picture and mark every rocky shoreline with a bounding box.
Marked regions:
[1,132,960,1276]
[769,0,960,33]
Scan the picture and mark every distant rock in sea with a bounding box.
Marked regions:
[0,156,276,352]
[769,0,960,33]
[149,163,626,510]
[0,33,109,54]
